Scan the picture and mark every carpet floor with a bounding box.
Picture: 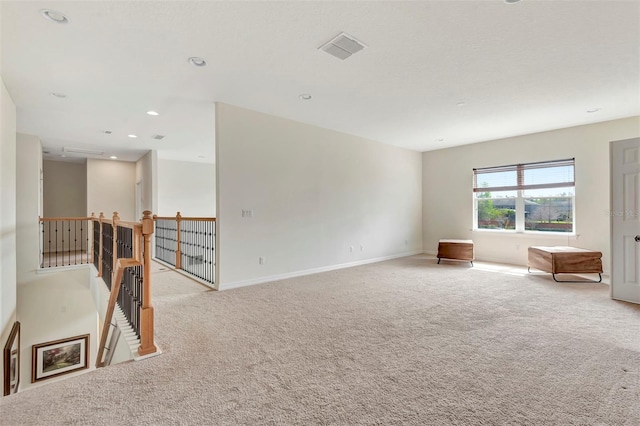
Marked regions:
[1,255,638,425]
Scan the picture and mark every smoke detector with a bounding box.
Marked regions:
[318,32,367,60]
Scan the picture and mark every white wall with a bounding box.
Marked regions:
[43,160,87,217]
[87,159,136,221]
[422,117,640,275]
[216,103,423,289]
[135,151,157,219]
[0,76,17,369]
[17,267,98,391]
[16,133,42,283]
[157,159,215,217]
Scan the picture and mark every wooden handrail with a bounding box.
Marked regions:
[95,258,140,367]
[39,215,150,224]
[153,216,216,221]
[39,216,93,221]
[114,220,144,229]
[95,216,135,227]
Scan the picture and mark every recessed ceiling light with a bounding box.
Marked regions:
[504,0,522,4]
[587,108,601,113]
[40,9,69,24]
[456,102,466,107]
[128,134,138,138]
[50,92,67,98]
[299,94,312,100]
[103,130,112,134]
[188,57,207,67]
[110,156,118,160]
[146,110,159,116]
[436,138,445,142]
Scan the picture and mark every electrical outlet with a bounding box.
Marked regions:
[360,245,364,251]
[349,246,354,252]
[259,256,265,265]
[242,209,254,218]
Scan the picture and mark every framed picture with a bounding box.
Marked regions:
[31,334,89,383]
[3,321,20,396]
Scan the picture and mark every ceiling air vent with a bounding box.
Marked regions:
[318,32,367,60]
[152,135,165,140]
[63,147,104,156]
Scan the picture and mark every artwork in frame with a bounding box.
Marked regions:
[31,334,89,383]
[3,321,20,396]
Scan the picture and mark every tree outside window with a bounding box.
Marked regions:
[473,159,575,233]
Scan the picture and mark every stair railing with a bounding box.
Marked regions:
[39,216,93,268]
[93,211,157,367]
[153,212,216,285]
[39,212,158,366]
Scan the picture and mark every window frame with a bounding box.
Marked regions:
[472,158,575,234]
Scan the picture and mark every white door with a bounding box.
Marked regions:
[135,181,143,221]
[610,137,640,304]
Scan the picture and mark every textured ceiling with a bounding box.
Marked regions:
[1,1,639,163]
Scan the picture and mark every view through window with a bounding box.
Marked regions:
[473,159,575,233]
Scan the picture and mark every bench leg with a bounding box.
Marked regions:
[438,258,473,266]
[552,273,602,283]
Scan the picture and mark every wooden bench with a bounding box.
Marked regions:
[528,246,602,283]
[437,239,474,266]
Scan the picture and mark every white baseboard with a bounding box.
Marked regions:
[217,250,424,291]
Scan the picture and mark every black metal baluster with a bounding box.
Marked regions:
[74,220,78,265]
[208,221,213,283]
[54,221,58,267]
[40,220,44,268]
[198,221,202,280]
[48,222,51,267]
[67,220,71,265]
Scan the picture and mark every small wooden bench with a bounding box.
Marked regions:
[528,246,602,283]
[437,239,474,266]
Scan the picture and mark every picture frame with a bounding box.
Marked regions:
[3,321,20,396]
[31,334,89,383]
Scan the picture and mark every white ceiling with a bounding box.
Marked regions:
[2,1,639,164]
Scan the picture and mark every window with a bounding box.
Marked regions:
[473,158,575,233]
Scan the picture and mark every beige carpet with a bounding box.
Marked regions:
[1,255,639,425]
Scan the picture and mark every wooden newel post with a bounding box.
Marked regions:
[138,210,157,356]
[98,212,105,277]
[175,211,182,270]
[111,212,120,280]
